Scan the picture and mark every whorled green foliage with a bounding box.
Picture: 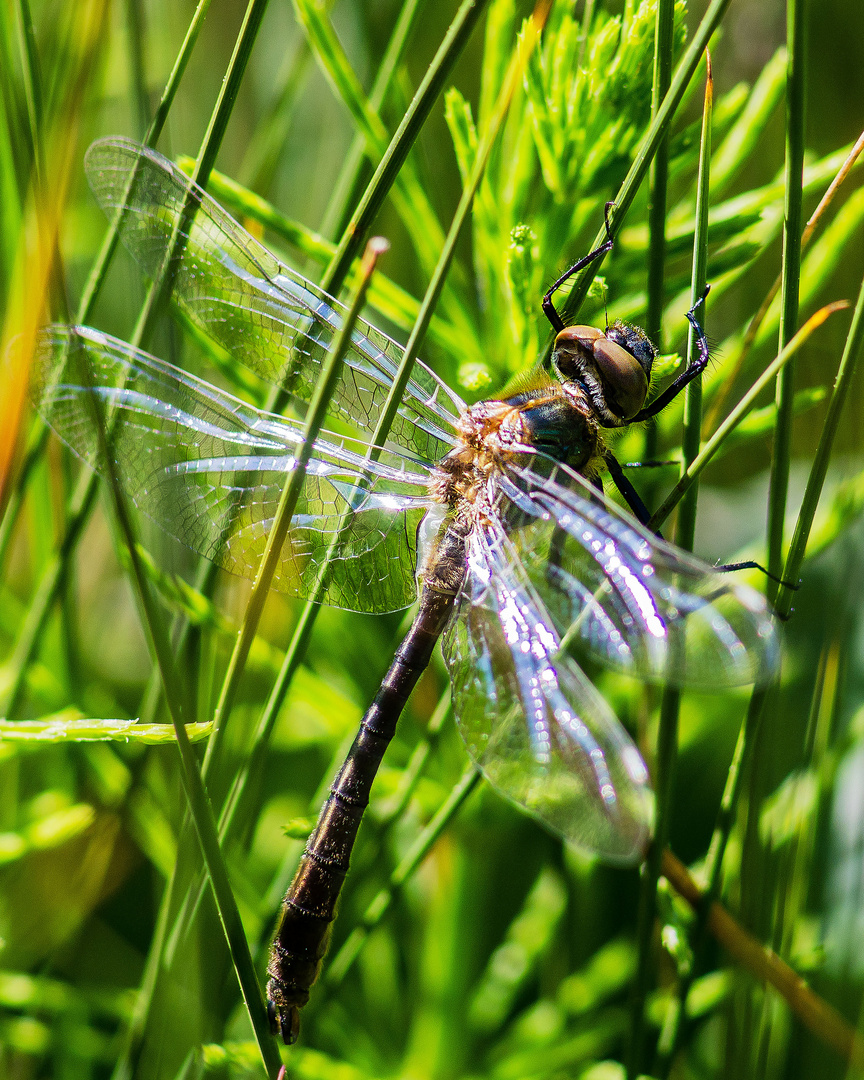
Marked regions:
[443,0,687,388]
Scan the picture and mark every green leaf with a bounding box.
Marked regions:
[0,716,212,743]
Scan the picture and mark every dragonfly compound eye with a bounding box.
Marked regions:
[552,325,603,375]
[591,337,649,421]
[552,325,649,423]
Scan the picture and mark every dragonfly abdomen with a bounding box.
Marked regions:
[267,583,457,1044]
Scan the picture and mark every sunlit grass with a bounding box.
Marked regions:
[2,1,864,1078]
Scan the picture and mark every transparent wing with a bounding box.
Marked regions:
[495,457,779,689]
[443,519,653,864]
[33,325,433,613]
[84,137,465,462]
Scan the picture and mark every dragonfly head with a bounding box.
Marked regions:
[552,322,656,425]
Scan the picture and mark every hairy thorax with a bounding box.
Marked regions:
[421,377,602,596]
[431,378,602,509]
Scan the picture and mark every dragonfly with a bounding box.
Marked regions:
[33,138,779,1045]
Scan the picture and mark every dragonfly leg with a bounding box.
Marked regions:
[631,286,711,422]
[542,202,615,333]
[715,559,800,592]
[603,450,655,531]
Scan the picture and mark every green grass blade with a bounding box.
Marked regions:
[645,0,675,352]
[554,0,734,331]
[317,0,423,240]
[631,56,714,1080]
[131,0,270,348]
[641,0,676,506]
[711,47,786,196]
[123,0,149,136]
[0,0,212,707]
[0,715,213,743]
[13,0,43,182]
[202,238,388,780]
[778,272,864,618]
[765,0,806,589]
[320,0,487,296]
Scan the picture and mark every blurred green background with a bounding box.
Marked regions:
[2,1,864,1078]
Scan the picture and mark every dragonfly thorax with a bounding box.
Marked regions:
[432,385,601,511]
[552,321,655,427]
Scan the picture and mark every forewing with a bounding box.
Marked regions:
[83,137,464,462]
[33,325,432,613]
[443,520,653,864]
[497,459,779,688]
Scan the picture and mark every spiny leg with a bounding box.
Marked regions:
[632,286,711,422]
[603,450,654,530]
[542,202,615,333]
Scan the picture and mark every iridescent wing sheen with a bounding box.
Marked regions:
[83,138,464,463]
[443,519,653,865]
[34,325,432,613]
[496,457,779,689]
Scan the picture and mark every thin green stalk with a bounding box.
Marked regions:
[0,8,26,188]
[109,846,177,1080]
[704,681,763,891]
[642,0,675,471]
[553,0,733,332]
[201,238,389,778]
[292,0,455,290]
[766,0,807,591]
[658,705,779,1079]
[745,32,807,1041]
[14,0,43,183]
[627,686,680,1080]
[124,0,149,136]
[321,0,486,298]
[80,336,281,1078]
[130,0,271,348]
[78,0,212,324]
[652,54,715,1074]
[753,644,835,1076]
[656,276,862,1073]
[323,765,481,990]
[0,0,212,705]
[107,568,222,1079]
[777,270,864,618]
[318,0,423,240]
[649,303,847,530]
[676,59,712,553]
[629,59,713,1080]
